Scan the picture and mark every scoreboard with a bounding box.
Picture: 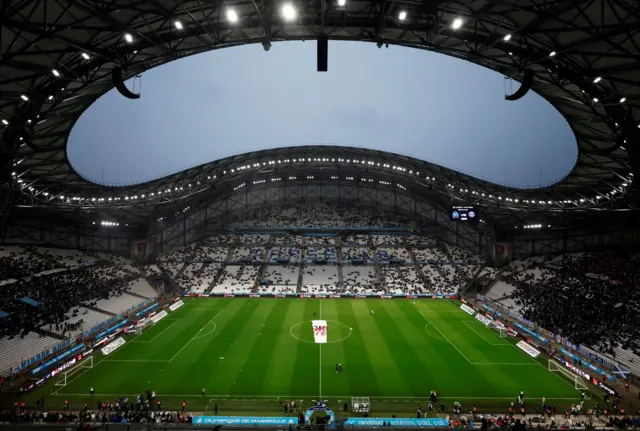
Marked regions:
[449,206,478,221]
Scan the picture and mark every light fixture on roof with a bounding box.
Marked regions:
[124,33,133,43]
[227,8,239,22]
[398,10,407,21]
[337,0,346,5]
[593,97,599,103]
[549,51,556,57]
[174,20,183,30]
[52,69,60,77]
[593,76,602,83]
[620,97,626,103]
[503,33,512,41]
[451,17,464,29]
[20,95,29,101]
[48,95,54,100]
[1,119,8,125]
[281,4,296,21]
[81,52,90,60]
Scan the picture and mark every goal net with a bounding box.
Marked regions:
[55,356,94,388]
[351,397,370,413]
[549,359,588,390]
[489,322,507,338]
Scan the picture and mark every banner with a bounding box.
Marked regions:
[169,300,184,311]
[514,322,548,343]
[149,310,168,325]
[344,418,449,427]
[312,320,327,344]
[101,337,126,355]
[492,320,506,330]
[460,304,476,316]
[474,313,492,326]
[194,417,298,426]
[516,340,540,358]
[31,344,85,375]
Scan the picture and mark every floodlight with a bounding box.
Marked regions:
[398,10,407,21]
[549,51,556,57]
[503,34,512,41]
[174,20,183,30]
[82,52,90,60]
[620,97,626,103]
[227,9,239,23]
[451,17,463,29]
[337,0,346,5]
[52,69,60,77]
[20,95,29,101]
[282,4,296,21]
[593,76,601,83]
[124,33,133,43]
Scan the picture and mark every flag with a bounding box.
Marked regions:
[312,320,327,344]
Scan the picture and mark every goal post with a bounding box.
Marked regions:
[548,359,588,390]
[488,322,507,338]
[55,356,94,388]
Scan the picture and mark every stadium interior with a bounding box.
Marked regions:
[1,0,640,428]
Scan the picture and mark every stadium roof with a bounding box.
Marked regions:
[1,0,639,228]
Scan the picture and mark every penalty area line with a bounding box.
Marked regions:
[48,393,579,401]
[169,308,223,362]
[132,320,179,343]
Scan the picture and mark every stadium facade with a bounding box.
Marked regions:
[1,0,640,259]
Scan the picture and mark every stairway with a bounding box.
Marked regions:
[206,264,227,293]
[481,268,505,295]
[0,186,17,241]
[297,265,304,293]
[155,263,181,293]
[253,263,268,292]
[83,304,116,317]
[124,291,150,300]
[32,327,66,340]
[403,238,428,289]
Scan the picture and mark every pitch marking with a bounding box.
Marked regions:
[52,329,148,394]
[418,311,473,364]
[423,323,445,341]
[461,321,510,346]
[319,300,322,399]
[289,320,352,344]
[50,393,579,401]
[169,309,222,362]
[132,320,179,343]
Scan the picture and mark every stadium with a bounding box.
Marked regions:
[0,0,640,429]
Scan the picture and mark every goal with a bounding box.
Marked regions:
[351,397,370,413]
[55,356,94,388]
[548,359,588,390]
[489,322,507,338]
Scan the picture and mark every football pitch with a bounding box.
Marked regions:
[43,298,581,414]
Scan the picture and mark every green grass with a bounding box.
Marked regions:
[30,298,583,415]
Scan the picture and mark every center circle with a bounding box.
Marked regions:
[290,320,353,344]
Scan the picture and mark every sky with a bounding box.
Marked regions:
[67,41,577,188]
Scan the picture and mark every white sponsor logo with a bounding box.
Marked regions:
[312,320,327,344]
[148,310,168,325]
[516,340,541,358]
[474,313,493,326]
[101,337,126,355]
[460,304,476,316]
[493,320,506,330]
[169,300,184,311]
